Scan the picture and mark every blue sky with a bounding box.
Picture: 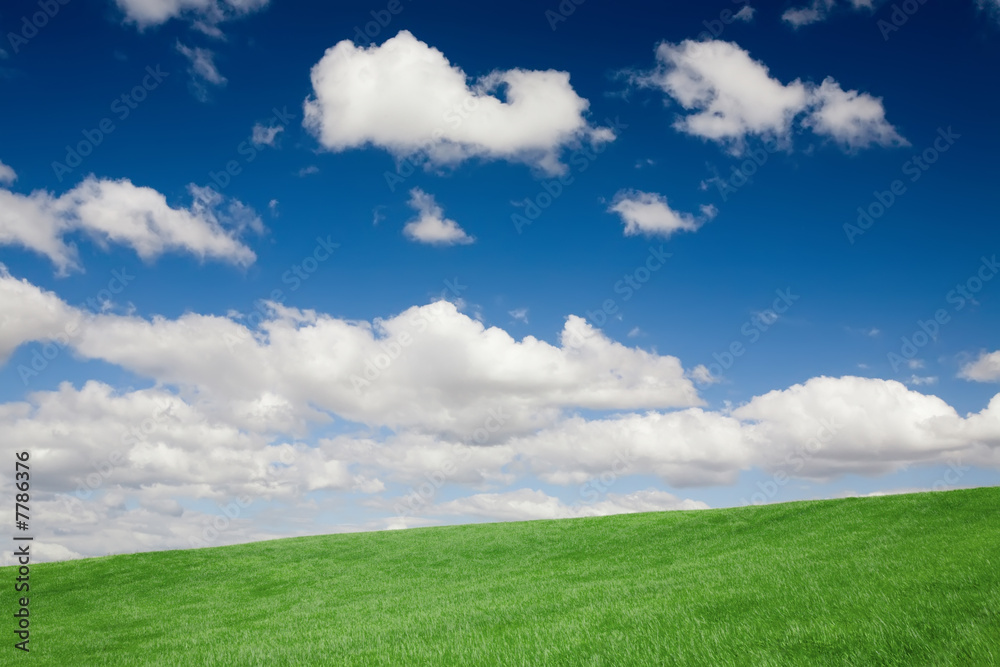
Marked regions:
[1,0,999,561]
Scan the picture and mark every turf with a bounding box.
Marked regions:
[5,487,999,665]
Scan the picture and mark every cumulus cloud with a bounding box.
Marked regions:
[0,266,79,362]
[609,190,717,238]
[114,0,269,30]
[0,159,16,185]
[0,279,701,438]
[4,271,1000,563]
[803,77,907,150]
[512,409,752,487]
[732,376,972,478]
[961,351,1000,382]
[403,188,474,245]
[0,176,259,274]
[0,372,998,563]
[321,432,515,488]
[303,30,614,174]
[640,39,906,152]
[176,43,226,101]
[502,376,1000,490]
[0,380,385,563]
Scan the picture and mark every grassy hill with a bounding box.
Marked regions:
[6,487,999,665]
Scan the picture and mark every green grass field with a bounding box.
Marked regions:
[5,487,999,665]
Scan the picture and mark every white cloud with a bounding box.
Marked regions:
[322,432,515,488]
[641,39,905,152]
[252,123,284,147]
[0,381,368,564]
[512,376,1000,488]
[432,488,708,522]
[609,189,717,238]
[403,188,474,246]
[690,364,721,385]
[513,409,752,487]
[12,276,998,488]
[836,486,974,499]
[303,30,614,175]
[782,0,836,27]
[0,314,998,563]
[176,43,226,101]
[0,281,701,438]
[906,375,938,386]
[732,376,969,478]
[782,0,877,27]
[298,165,320,177]
[734,5,756,21]
[0,159,16,185]
[803,77,906,150]
[961,351,1000,382]
[0,176,259,275]
[0,266,79,362]
[643,40,809,149]
[5,270,1000,564]
[508,308,529,324]
[114,0,269,29]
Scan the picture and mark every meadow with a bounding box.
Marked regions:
[5,486,998,665]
